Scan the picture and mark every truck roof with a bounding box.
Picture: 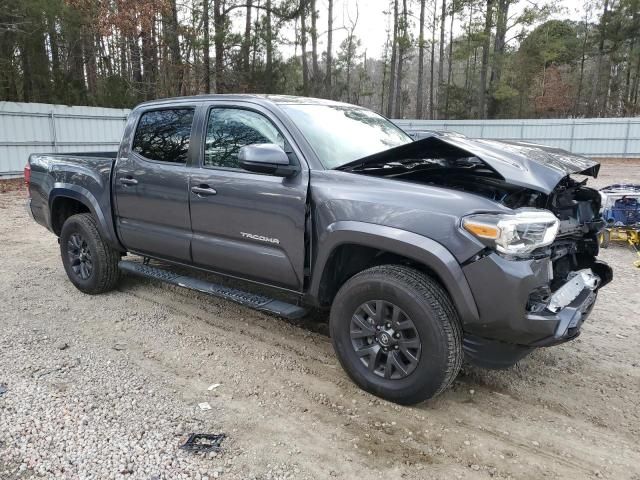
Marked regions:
[136,94,360,110]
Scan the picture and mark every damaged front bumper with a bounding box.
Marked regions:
[546,269,600,313]
[527,270,600,347]
[460,253,612,368]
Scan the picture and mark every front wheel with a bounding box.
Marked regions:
[60,213,120,294]
[330,265,462,405]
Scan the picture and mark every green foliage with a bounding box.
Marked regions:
[95,76,139,109]
[0,0,638,118]
[519,20,581,68]
[492,82,519,102]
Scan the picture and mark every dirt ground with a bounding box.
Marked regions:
[1,161,639,479]
[0,179,24,194]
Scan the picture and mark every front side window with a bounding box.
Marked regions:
[132,109,195,164]
[204,108,286,168]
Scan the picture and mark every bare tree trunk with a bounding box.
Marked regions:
[310,0,319,92]
[381,25,391,113]
[84,31,98,97]
[429,0,436,119]
[129,35,143,85]
[118,33,128,80]
[325,0,333,97]
[620,8,638,113]
[464,4,472,92]
[151,19,160,96]
[487,0,508,118]
[416,0,426,118]
[141,25,157,99]
[632,53,640,114]
[242,0,253,73]
[47,13,61,96]
[444,1,455,118]
[300,0,309,96]
[574,10,589,116]
[590,0,609,116]
[386,0,399,116]
[213,0,225,93]
[99,36,114,78]
[624,36,636,112]
[26,16,53,102]
[251,0,262,76]
[346,39,352,103]
[0,23,19,100]
[203,0,210,93]
[478,0,493,119]
[266,0,274,92]
[437,0,446,117]
[393,0,407,117]
[20,45,32,102]
[163,0,183,95]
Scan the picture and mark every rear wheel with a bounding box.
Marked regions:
[330,265,462,405]
[60,213,120,294]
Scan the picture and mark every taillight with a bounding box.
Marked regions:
[24,163,31,194]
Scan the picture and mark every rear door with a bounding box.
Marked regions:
[114,107,195,262]
[189,104,309,291]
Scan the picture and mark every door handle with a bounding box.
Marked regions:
[119,177,138,186]
[191,185,217,196]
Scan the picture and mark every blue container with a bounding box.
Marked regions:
[603,197,640,226]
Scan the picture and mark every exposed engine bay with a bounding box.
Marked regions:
[344,143,612,307]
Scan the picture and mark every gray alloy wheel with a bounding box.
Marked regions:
[350,300,421,380]
[330,264,462,405]
[60,213,120,294]
[67,232,94,280]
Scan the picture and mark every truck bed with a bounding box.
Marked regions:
[28,151,119,247]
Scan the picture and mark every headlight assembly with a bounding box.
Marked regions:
[462,209,559,256]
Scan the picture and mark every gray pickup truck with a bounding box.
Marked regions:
[26,95,612,404]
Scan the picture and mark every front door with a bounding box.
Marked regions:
[114,107,195,262]
[189,105,309,291]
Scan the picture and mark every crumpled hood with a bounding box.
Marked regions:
[338,132,600,194]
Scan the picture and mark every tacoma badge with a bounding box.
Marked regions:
[240,232,280,245]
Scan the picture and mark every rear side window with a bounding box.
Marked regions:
[132,109,195,164]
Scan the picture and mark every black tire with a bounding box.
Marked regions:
[60,213,120,294]
[330,265,462,405]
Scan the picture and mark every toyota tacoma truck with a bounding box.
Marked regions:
[26,95,612,404]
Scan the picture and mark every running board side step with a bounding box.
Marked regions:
[118,260,308,320]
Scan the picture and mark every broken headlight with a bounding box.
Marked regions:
[462,209,559,256]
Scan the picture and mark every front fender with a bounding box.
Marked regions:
[49,184,123,250]
[308,221,479,325]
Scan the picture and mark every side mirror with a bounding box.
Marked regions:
[238,144,299,177]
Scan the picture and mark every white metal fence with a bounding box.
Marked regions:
[393,117,640,159]
[0,102,129,177]
[1,101,638,177]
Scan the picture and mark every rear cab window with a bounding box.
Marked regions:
[132,109,195,164]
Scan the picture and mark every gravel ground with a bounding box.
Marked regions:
[1,161,639,480]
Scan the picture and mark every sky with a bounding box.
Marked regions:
[268,0,595,60]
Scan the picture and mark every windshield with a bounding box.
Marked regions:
[280,104,412,169]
